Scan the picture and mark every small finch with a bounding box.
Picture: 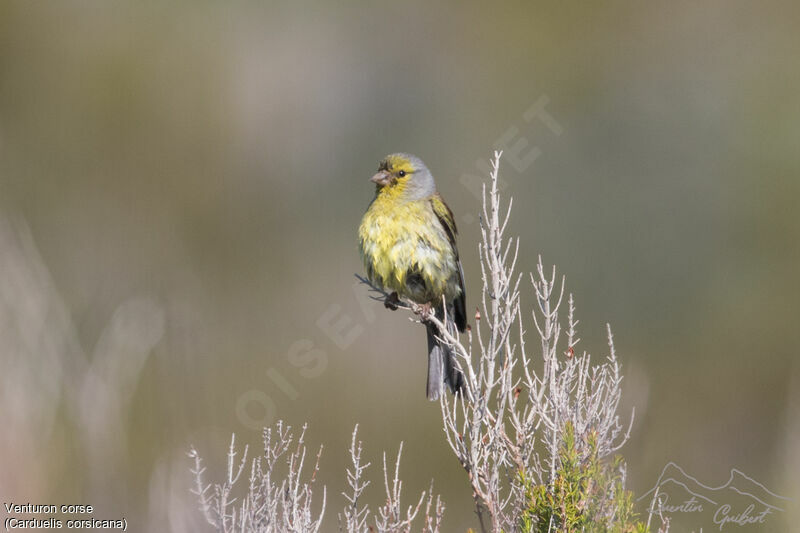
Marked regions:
[358,154,467,400]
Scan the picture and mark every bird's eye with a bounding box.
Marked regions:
[398,170,406,177]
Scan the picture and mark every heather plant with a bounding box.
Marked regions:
[519,422,647,533]
[191,152,667,533]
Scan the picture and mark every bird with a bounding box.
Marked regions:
[358,153,467,400]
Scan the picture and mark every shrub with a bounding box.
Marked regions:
[191,152,667,533]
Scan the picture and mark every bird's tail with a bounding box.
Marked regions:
[426,307,466,401]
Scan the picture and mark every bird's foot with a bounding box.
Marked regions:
[384,292,400,311]
[416,302,434,322]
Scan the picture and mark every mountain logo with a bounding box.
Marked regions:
[638,462,789,531]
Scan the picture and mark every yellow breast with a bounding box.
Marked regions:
[358,193,459,303]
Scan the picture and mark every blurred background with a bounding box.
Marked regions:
[1,1,798,531]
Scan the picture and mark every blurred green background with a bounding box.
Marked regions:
[1,1,798,531]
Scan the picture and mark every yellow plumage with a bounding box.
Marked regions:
[358,153,467,400]
[359,190,459,304]
[358,156,461,303]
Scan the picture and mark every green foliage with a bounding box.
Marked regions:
[518,422,649,533]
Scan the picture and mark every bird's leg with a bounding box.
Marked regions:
[384,291,400,311]
[416,302,435,323]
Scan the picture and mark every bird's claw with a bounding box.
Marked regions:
[384,292,400,311]
[416,302,434,322]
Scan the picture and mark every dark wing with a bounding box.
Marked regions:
[430,193,467,332]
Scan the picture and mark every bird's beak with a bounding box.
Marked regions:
[370,170,392,186]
